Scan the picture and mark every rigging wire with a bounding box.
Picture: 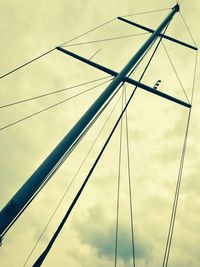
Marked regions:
[120,7,171,18]
[162,110,190,267]
[59,18,116,47]
[0,6,173,81]
[22,82,124,267]
[2,5,184,264]
[112,27,169,267]
[31,18,172,267]
[114,21,171,267]
[0,18,116,80]
[162,48,198,267]
[61,33,149,47]
[0,48,56,80]
[23,17,197,266]
[27,27,170,266]
[1,5,197,266]
[179,12,197,47]
[24,12,171,267]
[2,77,124,240]
[132,24,171,80]
[0,76,110,109]
[32,80,138,267]
[161,41,190,103]
[113,21,172,267]
[125,87,136,267]
[31,25,170,258]
[30,32,161,264]
[114,87,124,267]
[115,22,172,267]
[191,51,198,103]
[0,24,168,132]
[0,78,113,131]
[0,5,176,85]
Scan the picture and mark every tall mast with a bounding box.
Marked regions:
[0,4,180,240]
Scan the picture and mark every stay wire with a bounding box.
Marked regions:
[179,12,197,47]
[120,7,171,18]
[32,76,139,267]
[131,22,170,81]
[32,18,172,267]
[4,30,168,238]
[2,97,102,239]
[113,37,156,267]
[22,82,124,267]
[0,6,174,81]
[125,87,136,267]
[32,29,158,262]
[114,87,124,267]
[0,33,149,109]
[32,30,158,264]
[61,33,149,48]
[191,51,198,103]
[161,41,190,104]
[0,48,56,80]
[0,76,111,109]
[162,109,191,267]
[0,28,166,131]
[115,24,172,267]
[114,22,170,267]
[2,75,122,241]
[59,18,116,47]
[0,78,113,131]
[44,80,125,186]
[162,48,198,267]
[0,6,179,81]
[9,80,123,244]
[0,18,116,80]
[121,27,170,267]
[34,79,124,198]
[114,21,171,267]
[3,75,123,241]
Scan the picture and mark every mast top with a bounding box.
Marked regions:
[173,3,180,12]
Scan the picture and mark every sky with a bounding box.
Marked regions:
[0,0,199,266]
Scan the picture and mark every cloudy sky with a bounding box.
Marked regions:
[0,0,199,266]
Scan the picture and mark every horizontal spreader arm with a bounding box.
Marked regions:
[118,17,198,51]
[57,46,191,108]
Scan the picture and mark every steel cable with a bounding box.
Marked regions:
[22,83,124,267]
[0,78,113,131]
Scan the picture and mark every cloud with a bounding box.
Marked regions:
[73,204,154,263]
[0,0,200,267]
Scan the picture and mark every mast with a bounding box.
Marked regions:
[0,4,180,241]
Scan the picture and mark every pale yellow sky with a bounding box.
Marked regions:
[0,0,200,266]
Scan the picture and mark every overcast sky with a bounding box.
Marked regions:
[0,0,199,266]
